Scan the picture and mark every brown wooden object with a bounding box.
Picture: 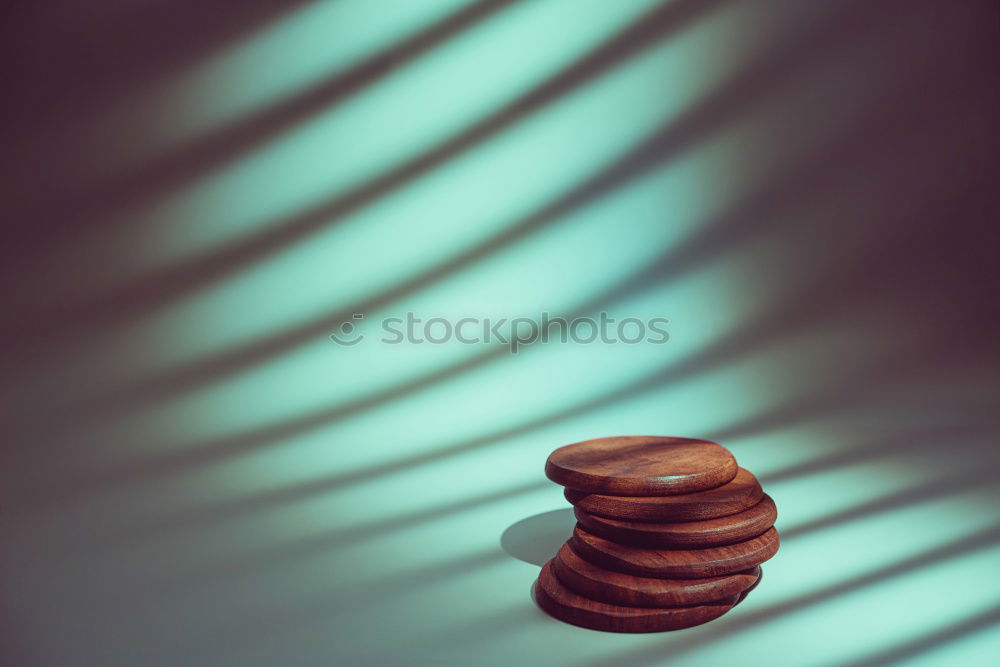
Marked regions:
[573,494,777,548]
[564,468,764,521]
[534,560,745,633]
[532,434,779,633]
[551,542,761,607]
[545,436,737,496]
[568,524,780,578]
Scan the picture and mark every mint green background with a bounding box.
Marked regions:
[3,1,998,665]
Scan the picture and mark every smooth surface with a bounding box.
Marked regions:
[566,468,764,521]
[574,494,777,548]
[552,542,761,607]
[534,560,741,633]
[569,524,780,578]
[545,435,737,496]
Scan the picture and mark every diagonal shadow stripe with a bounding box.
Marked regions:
[48,0,890,430]
[838,603,1000,667]
[16,0,728,346]
[758,425,996,487]
[701,310,999,447]
[779,468,999,542]
[28,17,959,510]
[42,0,524,233]
[143,478,551,594]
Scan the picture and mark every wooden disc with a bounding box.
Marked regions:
[545,436,737,496]
[551,542,761,608]
[565,468,764,521]
[534,560,740,633]
[569,524,780,578]
[574,495,777,548]
[735,566,763,606]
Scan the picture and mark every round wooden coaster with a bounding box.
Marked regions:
[735,566,762,606]
[573,494,777,548]
[533,560,740,633]
[568,524,780,578]
[564,468,764,521]
[545,436,737,496]
[551,542,761,608]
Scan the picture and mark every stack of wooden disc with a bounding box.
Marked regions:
[533,436,779,633]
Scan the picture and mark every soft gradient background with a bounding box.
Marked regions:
[2,1,999,665]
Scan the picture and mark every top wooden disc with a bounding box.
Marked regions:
[545,436,737,496]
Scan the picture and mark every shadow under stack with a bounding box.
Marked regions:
[534,436,779,633]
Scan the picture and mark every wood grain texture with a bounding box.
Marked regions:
[551,542,761,607]
[565,468,764,521]
[569,524,780,578]
[574,494,777,548]
[533,560,741,633]
[545,436,737,496]
[735,566,763,606]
